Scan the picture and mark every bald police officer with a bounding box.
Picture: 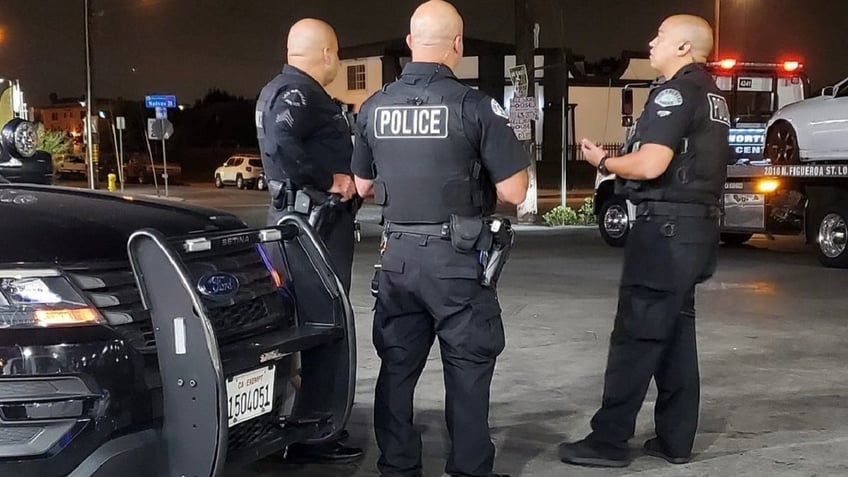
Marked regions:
[255,18,362,463]
[559,14,730,468]
[352,2,528,476]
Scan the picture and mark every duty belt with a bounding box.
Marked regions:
[384,222,450,239]
[636,201,720,218]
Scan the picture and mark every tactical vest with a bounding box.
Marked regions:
[617,74,728,206]
[368,72,491,223]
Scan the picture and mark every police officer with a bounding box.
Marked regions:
[559,15,729,468]
[255,18,362,463]
[351,2,529,475]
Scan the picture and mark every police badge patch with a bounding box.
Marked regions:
[491,99,508,119]
[654,88,683,108]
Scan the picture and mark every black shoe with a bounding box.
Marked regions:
[642,438,690,464]
[283,441,364,464]
[558,438,631,468]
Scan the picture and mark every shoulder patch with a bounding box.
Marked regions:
[491,99,508,119]
[707,93,731,126]
[282,89,306,107]
[654,88,683,108]
[657,110,672,118]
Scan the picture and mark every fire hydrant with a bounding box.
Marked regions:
[107,173,117,192]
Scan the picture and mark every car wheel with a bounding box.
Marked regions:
[215,174,224,188]
[720,233,753,246]
[236,174,244,190]
[256,176,267,191]
[765,121,800,164]
[816,204,848,268]
[599,196,629,247]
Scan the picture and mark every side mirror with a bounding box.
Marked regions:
[821,86,835,97]
[621,89,634,127]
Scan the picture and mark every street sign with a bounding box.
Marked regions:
[116,116,126,130]
[148,118,174,140]
[145,94,178,109]
[155,107,168,119]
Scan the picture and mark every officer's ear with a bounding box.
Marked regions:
[453,35,463,57]
[677,42,691,56]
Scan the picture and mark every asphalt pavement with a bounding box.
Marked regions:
[65,181,848,476]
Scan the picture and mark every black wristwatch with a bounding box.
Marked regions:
[597,155,611,175]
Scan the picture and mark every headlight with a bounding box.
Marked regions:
[0,269,104,329]
[1,118,39,158]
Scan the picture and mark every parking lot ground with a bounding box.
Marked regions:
[237,228,848,477]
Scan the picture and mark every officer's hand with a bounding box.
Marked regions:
[328,173,356,202]
[580,138,605,167]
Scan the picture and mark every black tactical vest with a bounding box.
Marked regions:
[367,69,488,223]
[618,66,729,206]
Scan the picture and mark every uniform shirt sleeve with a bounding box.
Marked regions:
[267,87,333,190]
[638,82,699,150]
[351,100,375,179]
[472,95,530,183]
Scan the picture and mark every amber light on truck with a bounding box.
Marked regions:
[756,179,781,193]
[0,269,105,328]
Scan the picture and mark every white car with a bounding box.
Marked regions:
[765,75,848,162]
[214,154,264,190]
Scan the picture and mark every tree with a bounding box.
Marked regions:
[35,123,72,168]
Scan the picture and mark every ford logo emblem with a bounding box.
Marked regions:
[197,272,239,301]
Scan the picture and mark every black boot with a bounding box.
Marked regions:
[642,437,690,464]
[283,436,363,464]
[558,438,631,468]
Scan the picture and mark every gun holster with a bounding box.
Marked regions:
[480,217,515,288]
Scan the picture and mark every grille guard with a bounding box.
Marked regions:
[126,212,356,475]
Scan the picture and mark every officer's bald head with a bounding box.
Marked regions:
[406,1,464,69]
[649,14,714,77]
[286,18,341,87]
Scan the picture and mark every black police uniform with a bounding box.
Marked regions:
[256,64,356,291]
[351,62,528,477]
[581,63,730,461]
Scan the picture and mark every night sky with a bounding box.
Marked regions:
[2,0,846,106]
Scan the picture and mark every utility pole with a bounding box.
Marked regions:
[515,0,537,223]
[84,0,96,189]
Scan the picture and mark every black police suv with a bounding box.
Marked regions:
[0,118,356,476]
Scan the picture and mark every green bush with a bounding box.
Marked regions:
[542,197,597,226]
[576,196,596,225]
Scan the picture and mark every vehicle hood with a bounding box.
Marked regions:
[0,184,247,264]
[769,95,830,125]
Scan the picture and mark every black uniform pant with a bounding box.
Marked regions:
[267,205,355,293]
[372,232,505,477]
[587,210,718,458]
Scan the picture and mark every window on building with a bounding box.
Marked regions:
[51,113,58,121]
[347,64,366,90]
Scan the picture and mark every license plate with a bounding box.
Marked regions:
[226,365,275,428]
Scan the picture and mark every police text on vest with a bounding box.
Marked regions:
[374,106,449,139]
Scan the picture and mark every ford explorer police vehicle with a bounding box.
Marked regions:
[0,96,356,475]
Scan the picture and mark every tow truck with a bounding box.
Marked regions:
[593,59,848,268]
